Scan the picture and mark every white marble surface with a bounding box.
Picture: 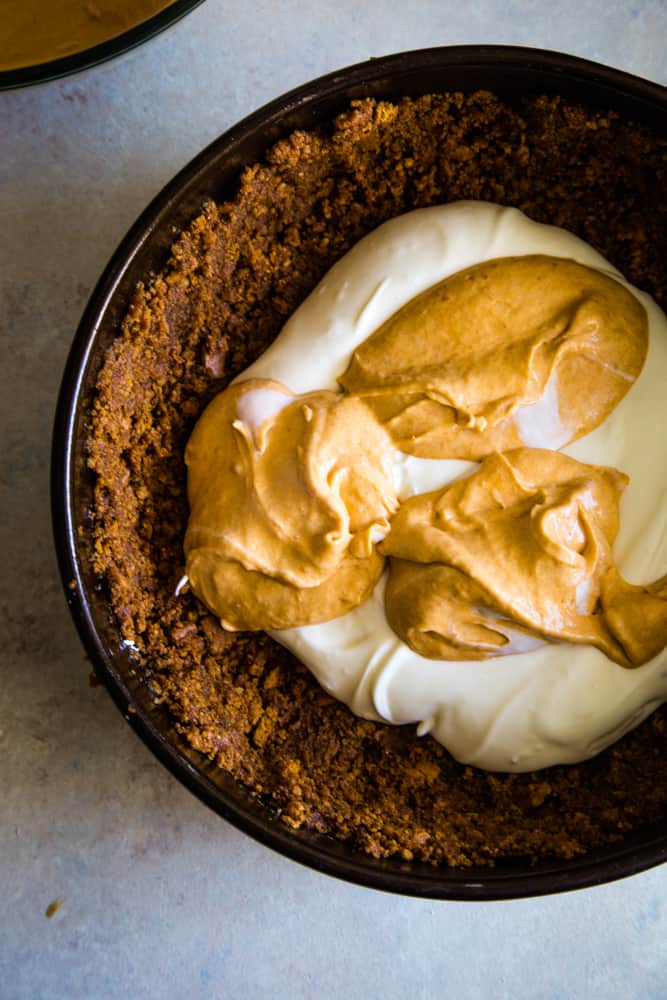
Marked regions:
[2,2,667,998]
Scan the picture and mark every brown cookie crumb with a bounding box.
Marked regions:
[87,92,667,867]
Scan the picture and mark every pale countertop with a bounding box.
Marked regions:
[2,2,667,998]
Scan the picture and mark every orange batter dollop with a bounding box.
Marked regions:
[339,255,647,459]
[185,380,397,630]
[381,449,667,667]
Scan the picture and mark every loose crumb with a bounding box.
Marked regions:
[87,92,667,867]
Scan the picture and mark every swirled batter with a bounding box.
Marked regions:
[185,201,667,771]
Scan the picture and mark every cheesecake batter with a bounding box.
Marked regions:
[185,202,667,771]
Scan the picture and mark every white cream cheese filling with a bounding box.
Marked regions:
[233,201,667,772]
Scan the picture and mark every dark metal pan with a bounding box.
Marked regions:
[52,46,667,899]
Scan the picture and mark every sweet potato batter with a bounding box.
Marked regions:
[382,449,667,666]
[1,0,176,70]
[340,255,647,459]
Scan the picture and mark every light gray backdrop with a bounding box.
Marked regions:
[1,1,666,997]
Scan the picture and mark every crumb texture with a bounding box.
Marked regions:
[88,93,667,867]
